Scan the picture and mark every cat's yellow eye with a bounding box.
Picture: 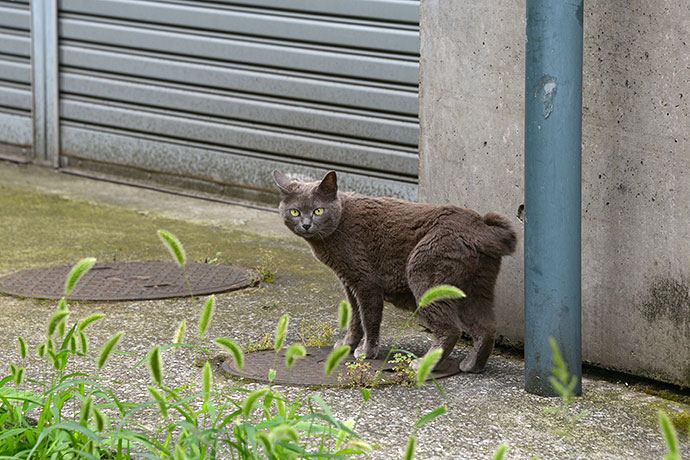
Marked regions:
[313,208,324,216]
[289,209,300,217]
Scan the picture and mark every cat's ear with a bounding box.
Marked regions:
[316,171,338,198]
[272,170,292,195]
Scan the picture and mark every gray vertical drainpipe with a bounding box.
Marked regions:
[524,0,583,396]
[31,0,59,167]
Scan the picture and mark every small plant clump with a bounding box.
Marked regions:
[256,250,276,284]
[204,251,222,265]
[242,332,275,353]
[387,352,416,386]
[298,319,338,348]
[339,355,376,388]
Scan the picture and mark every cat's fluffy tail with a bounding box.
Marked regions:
[480,212,517,257]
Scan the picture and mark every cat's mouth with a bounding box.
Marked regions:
[298,229,317,238]
[296,227,320,239]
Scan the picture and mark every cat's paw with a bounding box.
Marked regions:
[334,338,360,350]
[354,343,379,360]
[410,358,421,371]
[459,356,484,373]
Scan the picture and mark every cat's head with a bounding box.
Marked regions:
[273,170,343,239]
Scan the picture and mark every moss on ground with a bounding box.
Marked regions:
[0,185,286,274]
[0,182,370,345]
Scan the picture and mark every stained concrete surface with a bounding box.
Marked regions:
[0,161,688,459]
[418,0,690,387]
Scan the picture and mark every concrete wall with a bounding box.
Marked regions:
[419,0,689,386]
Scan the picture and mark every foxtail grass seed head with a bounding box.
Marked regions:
[269,424,299,444]
[243,388,269,418]
[148,346,163,386]
[215,337,244,371]
[92,407,107,432]
[274,390,286,417]
[57,299,67,339]
[268,368,276,382]
[17,336,26,359]
[47,311,70,338]
[68,334,77,352]
[174,319,186,346]
[12,366,24,386]
[80,396,93,427]
[157,230,186,267]
[37,343,46,358]
[416,348,443,387]
[285,343,307,369]
[255,432,274,458]
[148,385,168,419]
[274,314,289,352]
[338,300,351,330]
[64,258,97,297]
[202,361,212,404]
[403,435,415,460]
[48,350,59,370]
[198,295,215,341]
[77,313,105,332]
[418,284,466,308]
[346,440,373,453]
[79,331,88,354]
[325,345,351,376]
[97,331,123,370]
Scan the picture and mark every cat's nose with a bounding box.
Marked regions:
[302,223,312,230]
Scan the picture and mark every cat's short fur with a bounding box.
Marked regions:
[273,170,517,372]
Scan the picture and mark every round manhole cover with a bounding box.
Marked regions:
[221,347,460,387]
[0,262,258,301]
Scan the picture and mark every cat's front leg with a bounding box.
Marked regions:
[351,287,384,360]
[334,286,363,350]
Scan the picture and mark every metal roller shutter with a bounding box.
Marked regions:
[0,0,32,158]
[57,0,420,199]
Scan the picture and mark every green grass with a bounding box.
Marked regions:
[0,257,372,460]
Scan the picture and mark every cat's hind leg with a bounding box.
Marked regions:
[406,230,477,369]
[456,255,501,372]
[414,299,463,366]
[407,267,467,365]
[456,297,497,373]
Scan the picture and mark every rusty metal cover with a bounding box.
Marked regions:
[221,347,460,387]
[0,262,258,301]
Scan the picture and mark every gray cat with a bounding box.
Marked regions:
[273,170,516,372]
